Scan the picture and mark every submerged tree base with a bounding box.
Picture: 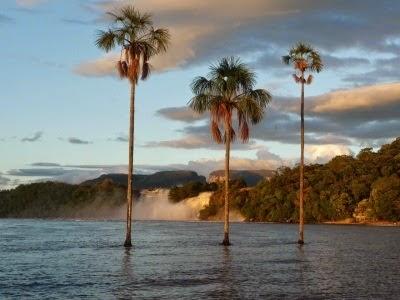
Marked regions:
[221,240,231,246]
[124,239,132,248]
[221,233,231,246]
[297,239,304,245]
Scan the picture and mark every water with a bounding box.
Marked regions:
[0,220,399,299]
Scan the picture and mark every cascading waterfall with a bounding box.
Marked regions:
[132,189,213,221]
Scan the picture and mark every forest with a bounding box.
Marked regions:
[177,138,400,223]
[1,138,399,222]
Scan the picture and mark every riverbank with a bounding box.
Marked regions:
[323,219,399,227]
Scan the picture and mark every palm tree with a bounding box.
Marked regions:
[95,6,170,247]
[282,42,323,244]
[188,57,271,245]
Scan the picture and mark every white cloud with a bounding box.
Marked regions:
[311,82,400,113]
[73,53,118,77]
[305,144,353,164]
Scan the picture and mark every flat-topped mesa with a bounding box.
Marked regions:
[208,169,275,187]
[82,171,206,190]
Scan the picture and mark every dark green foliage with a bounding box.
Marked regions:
[199,179,248,220]
[369,175,400,221]
[0,179,127,218]
[245,138,400,223]
[168,181,218,203]
[199,138,400,222]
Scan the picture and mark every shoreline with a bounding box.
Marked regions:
[1,217,399,226]
[322,220,400,227]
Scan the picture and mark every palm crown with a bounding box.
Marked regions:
[95,6,170,83]
[189,57,271,143]
[282,42,323,85]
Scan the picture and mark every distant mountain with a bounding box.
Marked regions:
[82,171,206,190]
[208,169,275,186]
[0,170,207,218]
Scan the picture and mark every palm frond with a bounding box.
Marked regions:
[306,74,313,85]
[283,42,323,79]
[223,127,236,143]
[293,74,301,83]
[188,56,271,145]
[191,77,214,95]
[239,119,249,143]
[95,29,117,52]
[188,94,211,114]
[149,28,171,53]
[117,61,127,78]
[211,120,223,143]
[141,61,151,80]
[95,5,170,84]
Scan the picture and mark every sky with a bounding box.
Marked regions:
[1,0,400,189]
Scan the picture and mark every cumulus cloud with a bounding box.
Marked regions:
[151,82,400,148]
[77,0,400,84]
[68,137,92,145]
[305,144,353,164]
[21,131,43,142]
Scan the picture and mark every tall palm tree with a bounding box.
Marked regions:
[96,6,170,247]
[282,42,323,244]
[189,57,271,245]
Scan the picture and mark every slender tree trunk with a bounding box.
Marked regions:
[298,78,305,245]
[124,83,135,247]
[222,122,231,246]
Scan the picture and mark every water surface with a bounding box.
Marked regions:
[0,220,399,299]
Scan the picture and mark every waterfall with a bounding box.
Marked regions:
[132,189,213,221]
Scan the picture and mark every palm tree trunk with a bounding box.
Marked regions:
[298,78,305,245]
[124,83,135,247]
[222,123,231,246]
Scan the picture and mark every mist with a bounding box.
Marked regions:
[133,189,212,221]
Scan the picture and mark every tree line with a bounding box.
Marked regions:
[196,138,400,223]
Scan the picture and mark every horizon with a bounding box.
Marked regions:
[1,0,400,189]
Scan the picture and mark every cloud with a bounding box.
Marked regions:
[68,137,92,145]
[0,173,10,185]
[108,133,128,142]
[31,162,61,167]
[139,154,284,177]
[156,106,206,123]
[4,164,128,187]
[77,0,400,83]
[309,82,400,114]
[73,53,118,77]
[7,168,67,177]
[16,0,47,8]
[61,18,94,26]
[21,131,43,142]
[305,144,353,164]
[144,133,262,150]
[152,81,400,148]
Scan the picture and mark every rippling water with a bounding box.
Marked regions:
[0,220,399,299]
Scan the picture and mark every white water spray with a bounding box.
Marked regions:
[133,189,213,220]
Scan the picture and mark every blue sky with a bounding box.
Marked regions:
[1,0,400,189]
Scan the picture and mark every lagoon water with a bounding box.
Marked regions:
[0,220,399,299]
